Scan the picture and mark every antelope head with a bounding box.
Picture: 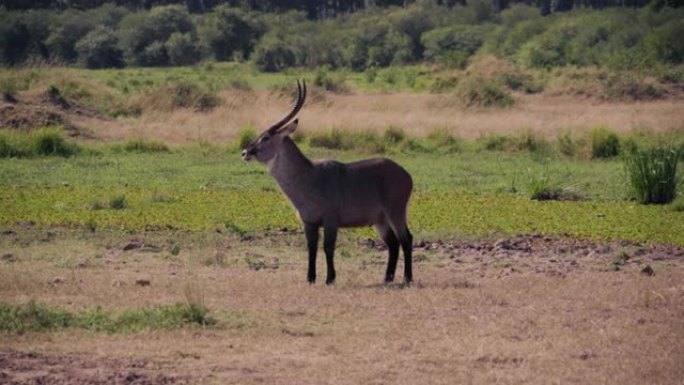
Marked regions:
[242,79,307,164]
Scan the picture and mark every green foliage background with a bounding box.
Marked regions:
[1,2,683,71]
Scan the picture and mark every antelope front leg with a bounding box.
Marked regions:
[304,222,319,284]
[323,224,338,285]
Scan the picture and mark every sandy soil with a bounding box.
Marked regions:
[2,231,683,385]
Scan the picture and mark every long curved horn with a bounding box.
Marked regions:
[267,79,307,134]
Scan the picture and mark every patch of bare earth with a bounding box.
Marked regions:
[0,350,187,385]
[1,230,683,384]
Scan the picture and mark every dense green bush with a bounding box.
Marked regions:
[117,5,197,67]
[75,27,124,69]
[199,6,263,61]
[1,3,683,72]
[166,32,201,66]
[46,10,94,63]
[421,25,487,64]
[252,35,296,72]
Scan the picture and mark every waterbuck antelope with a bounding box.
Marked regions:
[242,80,413,285]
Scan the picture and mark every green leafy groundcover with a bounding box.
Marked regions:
[0,301,215,334]
[1,186,682,246]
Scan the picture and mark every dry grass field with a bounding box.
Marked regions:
[2,229,684,384]
[83,90,684,144]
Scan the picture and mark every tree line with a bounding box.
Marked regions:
[1,1,682,70]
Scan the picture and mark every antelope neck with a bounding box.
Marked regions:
[268,137,314,203]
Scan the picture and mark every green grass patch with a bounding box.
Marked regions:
[0,149,681,245]
[0,301,216,334]
[0,128,80,158]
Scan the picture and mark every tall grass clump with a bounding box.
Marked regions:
[109,194,128,210]
[26,128,79,157]
[113,139,170,153]
[313,66,348,93]
[0,134,21,157]
[513,128,547,153]
[624,145,681,204]
[234,125,257,151]
[527,171,563,201]
[589,126,620,159]
[1,77,19,102]
[0,301,74,334]
[556,131,578,157]
[478,134,511,151]
[526,168,584,201]
[422,129,461,154]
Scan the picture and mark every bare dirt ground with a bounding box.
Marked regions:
[2,230,684,384]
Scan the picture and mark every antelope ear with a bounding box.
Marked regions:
[280,119,298,136]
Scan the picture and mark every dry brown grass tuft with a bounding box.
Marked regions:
[82,89,684,145]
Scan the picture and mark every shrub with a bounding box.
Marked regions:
[498,71,541,93]
[624,145,680,204]
[457,78,514,108]
[75,27,124,69]
[45,10,94,63]
[166,32,201,66]
[421,25,486,62]
[200,6,262,62]
[313,67,348,93]
[252,35,296,72]
[589,126,620,159]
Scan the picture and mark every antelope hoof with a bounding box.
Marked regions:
[307,276,316,284]
[325,274,336,285]
[384,274,395,283]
